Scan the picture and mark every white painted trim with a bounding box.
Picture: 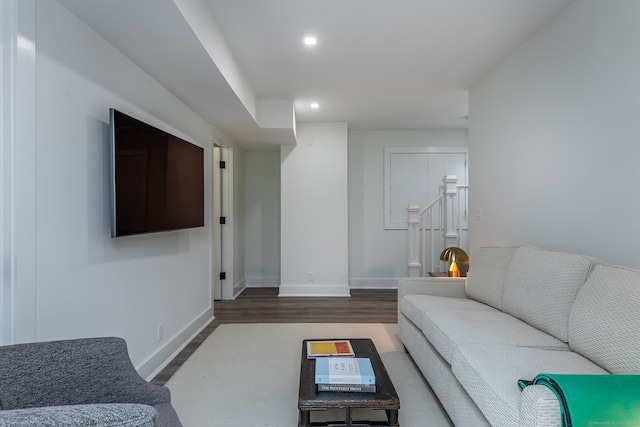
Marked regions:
[245,276,280,288]
[212,144,222,301]
[139,308,214,381]
[232,277,246,300]
[220,146,235,300]
[348,278,399,289]
[1,0,37,345]
[278,284,351,297]
[383,146,468,230]
[0,0,18,346]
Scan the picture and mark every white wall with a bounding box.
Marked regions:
[280,122,349,296]
[244,130,467,291]
[348,130,468,287]
[244,152,281,288]
[231,147,246,297]
[469,0,640,268]
[1,0,38,344]
[6,0,218,378]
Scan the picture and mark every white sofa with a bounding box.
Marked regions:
[398,245,640,426]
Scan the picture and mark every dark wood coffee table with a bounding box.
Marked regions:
[298,338,400,427]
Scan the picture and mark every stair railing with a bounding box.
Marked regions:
[407,175,468,277]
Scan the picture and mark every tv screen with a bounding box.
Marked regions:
[110,109,205,237]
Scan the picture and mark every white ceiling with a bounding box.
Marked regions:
[59,0,574,151]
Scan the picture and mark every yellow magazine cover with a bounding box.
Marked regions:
[306,340,355,358]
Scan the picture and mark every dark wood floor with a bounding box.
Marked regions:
[151,287,397,386]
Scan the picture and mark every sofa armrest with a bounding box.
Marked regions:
[398,277,467,299]
[398,277,467,320]
[0,337,169,411]
[519,385,562,427]
[0,403,157,427]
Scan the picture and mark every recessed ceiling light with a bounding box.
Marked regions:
[310,102,320,109]
[304,36,317,46]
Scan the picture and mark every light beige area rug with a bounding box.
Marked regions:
[166,323,452,426]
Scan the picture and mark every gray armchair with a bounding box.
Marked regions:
[0,337,182,426]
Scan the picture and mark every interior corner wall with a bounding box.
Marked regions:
[348,130,468,288]
[244,151,281,288]
[280,122,349,297]
[10,0,215,378]
[468,0,640,268]
[231,146,246,297]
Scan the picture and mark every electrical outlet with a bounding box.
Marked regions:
[308,272,314,281]
[475,208,483,220]
[157,323,164,341]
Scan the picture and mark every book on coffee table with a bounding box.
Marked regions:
[315,357,375,385]
[317,383,377,393]
[306,340,355,359]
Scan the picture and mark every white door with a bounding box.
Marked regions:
[213,145,222,300]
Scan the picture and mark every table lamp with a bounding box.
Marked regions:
[439,247,469,277]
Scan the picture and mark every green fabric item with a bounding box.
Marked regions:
[521,374,640,427]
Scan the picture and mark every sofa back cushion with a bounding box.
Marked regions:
[465,246,517,310]
[502,246,596,343]
[569,264,640,373]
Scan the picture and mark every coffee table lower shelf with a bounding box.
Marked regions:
[298,409,398,427]
[298,338,400,427]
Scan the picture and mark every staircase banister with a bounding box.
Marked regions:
[407,175,469,277]
[418,194,444,216]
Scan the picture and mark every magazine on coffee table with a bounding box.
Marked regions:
[306,340,355,358]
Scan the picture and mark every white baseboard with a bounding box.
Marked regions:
[232,278,246,299]
[243,278,400,291]
[348,277,399,289]
[278,283,351,297]
[245,276,280,288]
[139,308,213,381]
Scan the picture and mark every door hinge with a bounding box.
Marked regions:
[219,272,226,280]
[219,161,226,169]
[220,216,226,224]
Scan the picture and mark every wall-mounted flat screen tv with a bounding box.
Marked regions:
[110,109,205,237]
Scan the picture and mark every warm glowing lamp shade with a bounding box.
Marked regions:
[439,247,469,277]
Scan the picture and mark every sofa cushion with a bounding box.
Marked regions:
[465,246,517,310]
[400,318,491,426]
[569,264,640,374]
[502,246,596,343]
[451,344,608,427]
[400,294,497,332]
[420,307,569,364]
